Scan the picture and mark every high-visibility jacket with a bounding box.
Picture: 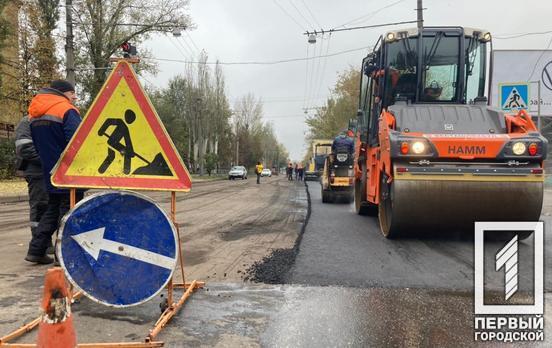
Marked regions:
[255,164,263,174]
[28,88,81,193]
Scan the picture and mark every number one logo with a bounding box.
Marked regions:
[495,235,518,301]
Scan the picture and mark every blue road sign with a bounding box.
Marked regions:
[58,191,177,307]
[500,83,529,111]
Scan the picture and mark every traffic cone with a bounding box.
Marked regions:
[36,267,77,348]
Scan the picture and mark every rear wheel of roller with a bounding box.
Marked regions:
[379,171,400,238]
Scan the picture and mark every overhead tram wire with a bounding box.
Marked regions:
[304,19,418,37]
[184,31,201,52]
[288,0,315,30]
[314,33,332,109]
[169,36,192,57]
[528,34,552,80]
[307,35,323,110]
[304,37,316,110]
[272,0,308,31]
[299,1,323,111]
[311,34,327,110]
[300,0,322,28]
[79,46,373,73]
[332,0,409,30]
[303,43,311,110]
[494,30,552,39]
[149,45,372,66]
[178,35,198,57]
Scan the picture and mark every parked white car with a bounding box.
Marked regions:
[261,168,272,177]
[228,166,247,180]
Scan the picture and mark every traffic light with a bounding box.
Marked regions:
[121,42,137,58]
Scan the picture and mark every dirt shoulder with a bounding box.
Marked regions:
[150,176,308,282]
[0,176,307,342]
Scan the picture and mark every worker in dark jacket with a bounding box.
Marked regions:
[15,116,51,253]
[25,80,83,264]
[331,131,354,154]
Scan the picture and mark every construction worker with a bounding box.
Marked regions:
[15,116,51,254]
[332,130,354,154]
[25,80,83,264]
[287,163,293,181]
[255,161,263,184]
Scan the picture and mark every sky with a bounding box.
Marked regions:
[142,0,552,161]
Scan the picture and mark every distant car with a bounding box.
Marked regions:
[228,166,247,180]
[261,168,272,177]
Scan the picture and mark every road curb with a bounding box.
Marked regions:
[0,194,28,204]
[0,179,229,205]
[293,180,312,253]
[244,180,311,284]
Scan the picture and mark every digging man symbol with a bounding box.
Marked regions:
[97,109,173,176]
[98,109,136,174]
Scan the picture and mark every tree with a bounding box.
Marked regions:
[0,0,61,115]
[149,65,287,175]
[148,57,234,175]
[204,152,217,176]
[71,0,192,104]
[32,0,60,83]
[306,66,360,140]
[0,0,10,88]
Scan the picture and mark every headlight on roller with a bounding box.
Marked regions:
[411,141,426,154]
[512,142,526,155]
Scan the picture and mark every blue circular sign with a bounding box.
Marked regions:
[58,191,177,307]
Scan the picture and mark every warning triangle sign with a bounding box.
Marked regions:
[51,61,192,191]
[502,87,527,110]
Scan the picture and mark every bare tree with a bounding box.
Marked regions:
[71,0,192,104]
[233,93,263,132]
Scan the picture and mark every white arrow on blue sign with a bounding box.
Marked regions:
[58,191,178,307]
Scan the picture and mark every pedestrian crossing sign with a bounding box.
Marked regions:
[499,82,529,111]
[51,60,192,191]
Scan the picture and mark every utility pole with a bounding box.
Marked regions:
[235,123,240,165]
[416,0,424,29]
[65,0,76,85]
[415,0,424,102]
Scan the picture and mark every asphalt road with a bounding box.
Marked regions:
[289,182,552,293]
[0,176,307,345]
[1,178,551,347]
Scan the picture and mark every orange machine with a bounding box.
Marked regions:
[354,27,547,238]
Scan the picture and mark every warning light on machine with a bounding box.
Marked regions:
[529,143,538,156]
[121,42,137,58]
[400,142,409,154]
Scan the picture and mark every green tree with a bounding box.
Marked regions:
[0,0,10,88]
[306,66,360,139]
[0,138,15,179]
[204,152,217,176]
[33,0,60,84]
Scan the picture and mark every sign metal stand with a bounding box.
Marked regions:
[0,57,203,347]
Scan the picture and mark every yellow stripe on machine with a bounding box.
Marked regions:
[394,172,544,183]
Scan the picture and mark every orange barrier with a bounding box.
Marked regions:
[36,268,76,348]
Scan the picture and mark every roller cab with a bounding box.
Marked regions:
[355,26,547,237]
[305,140,332,181]
[321,150,355,204]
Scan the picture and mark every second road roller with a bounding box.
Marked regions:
[353,26,547,238]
